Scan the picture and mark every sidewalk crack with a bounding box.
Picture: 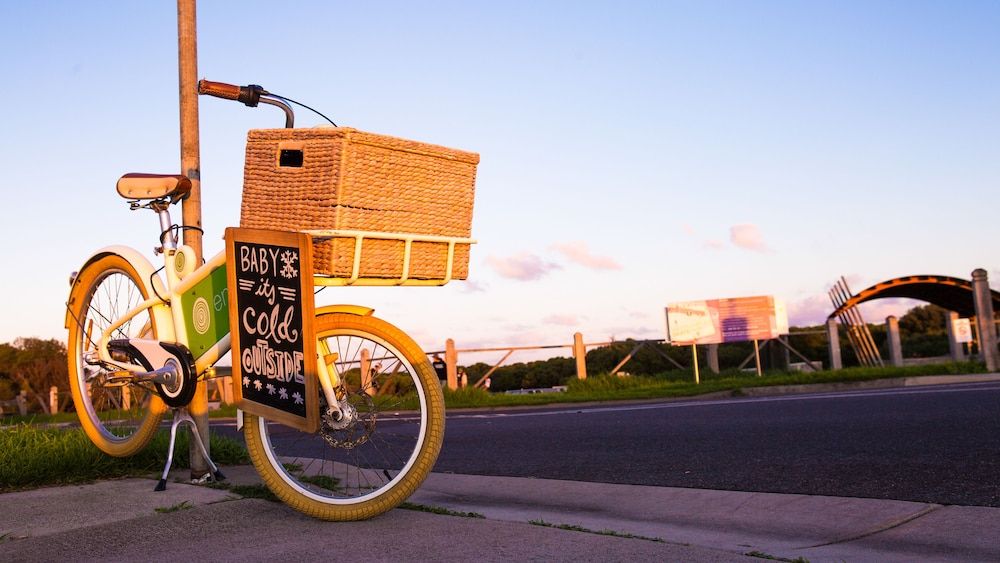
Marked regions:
[797,504,942,549]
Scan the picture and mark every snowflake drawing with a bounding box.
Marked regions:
[279,250,299,279]
[292,392,304,405]
[279,388,288,400]
[266,383,276,395]
[243,376,250,388]
[253,379,263,391]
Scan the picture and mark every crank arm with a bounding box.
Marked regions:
[99,365,179,387]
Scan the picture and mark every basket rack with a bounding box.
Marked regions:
[305,229,476,287]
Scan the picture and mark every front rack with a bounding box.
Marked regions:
[306,229,476,287]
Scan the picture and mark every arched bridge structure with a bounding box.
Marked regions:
[828,275,1000,320]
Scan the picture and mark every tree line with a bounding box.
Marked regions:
[0,338,68,414]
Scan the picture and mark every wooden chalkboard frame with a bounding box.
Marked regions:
[225,227,319,433]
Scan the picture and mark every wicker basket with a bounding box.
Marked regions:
[240,127,478,281]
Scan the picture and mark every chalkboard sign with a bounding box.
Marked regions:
[225,227,318,432]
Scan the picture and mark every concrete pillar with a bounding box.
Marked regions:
[445,338,458,390]
[707,344,720,374]
[826,319,842,370]
[972,269,999,371]
[573,332,587,380]
[886,316,903,367]
[945,311,965,362]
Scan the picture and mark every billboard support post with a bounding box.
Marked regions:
[753,339,762,377]
[691,343,700,384]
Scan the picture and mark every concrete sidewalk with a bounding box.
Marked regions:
[1,468,998,562]
[411,472,1000,562]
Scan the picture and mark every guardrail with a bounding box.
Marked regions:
[0,387,73,417]
[427,332,833,391]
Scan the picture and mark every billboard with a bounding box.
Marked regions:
[666,295,789,345]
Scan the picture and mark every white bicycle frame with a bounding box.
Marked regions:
[70,194,473,413]
[70,204,345,412]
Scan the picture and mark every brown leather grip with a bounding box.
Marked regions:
[198,79,241,100]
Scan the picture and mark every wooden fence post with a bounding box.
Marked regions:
[49,386,59,415]
[16,391,28,416]
[445,338,458,390]
[573,332,587,380]
[360,348,375,396]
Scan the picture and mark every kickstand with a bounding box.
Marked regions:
[154,407,227,491]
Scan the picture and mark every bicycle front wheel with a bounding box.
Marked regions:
[66,254,166,457]
[243,312,445,521]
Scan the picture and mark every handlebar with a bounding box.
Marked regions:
[198,80,263,106]
[197,79,294,127]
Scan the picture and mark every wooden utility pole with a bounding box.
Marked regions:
[573,332,587,380]
[177,0,209,478]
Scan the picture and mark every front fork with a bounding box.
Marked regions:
[316,343,345,422]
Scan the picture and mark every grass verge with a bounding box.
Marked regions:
[442,361,988,408]
[0,425,248,493]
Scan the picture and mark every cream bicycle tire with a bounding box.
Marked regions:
[243,312,445,521]
[66,254,166,457]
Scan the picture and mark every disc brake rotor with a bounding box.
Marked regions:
[320,391,377,449]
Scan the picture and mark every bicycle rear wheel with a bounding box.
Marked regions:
[243,312,445,521]
[66,254,166,456]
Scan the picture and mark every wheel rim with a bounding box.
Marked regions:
[72,268,156,444]
[256,328,430,505]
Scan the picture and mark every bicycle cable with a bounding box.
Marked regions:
[159,224,204,246]
[264,91,338,127]
[150,266,169,304]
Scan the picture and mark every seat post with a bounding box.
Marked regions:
[152,201,177,251]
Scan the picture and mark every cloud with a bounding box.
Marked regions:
[703,239,725,250]
[543,314,580,326]
[730,224,769,252]
[787,295,834,327]
[486,253,560,281]
[457,279,488,293]
[681,223,696,236]
[550,241,622,271]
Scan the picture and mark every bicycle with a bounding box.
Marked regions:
[64,80,475,521]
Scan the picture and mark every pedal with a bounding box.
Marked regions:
[103,370,134,387]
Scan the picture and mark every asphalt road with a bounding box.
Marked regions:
[433,381,1000,507]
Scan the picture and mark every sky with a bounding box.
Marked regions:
[1,1,998,366]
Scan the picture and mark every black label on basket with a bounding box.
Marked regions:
[225,228,318,432]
